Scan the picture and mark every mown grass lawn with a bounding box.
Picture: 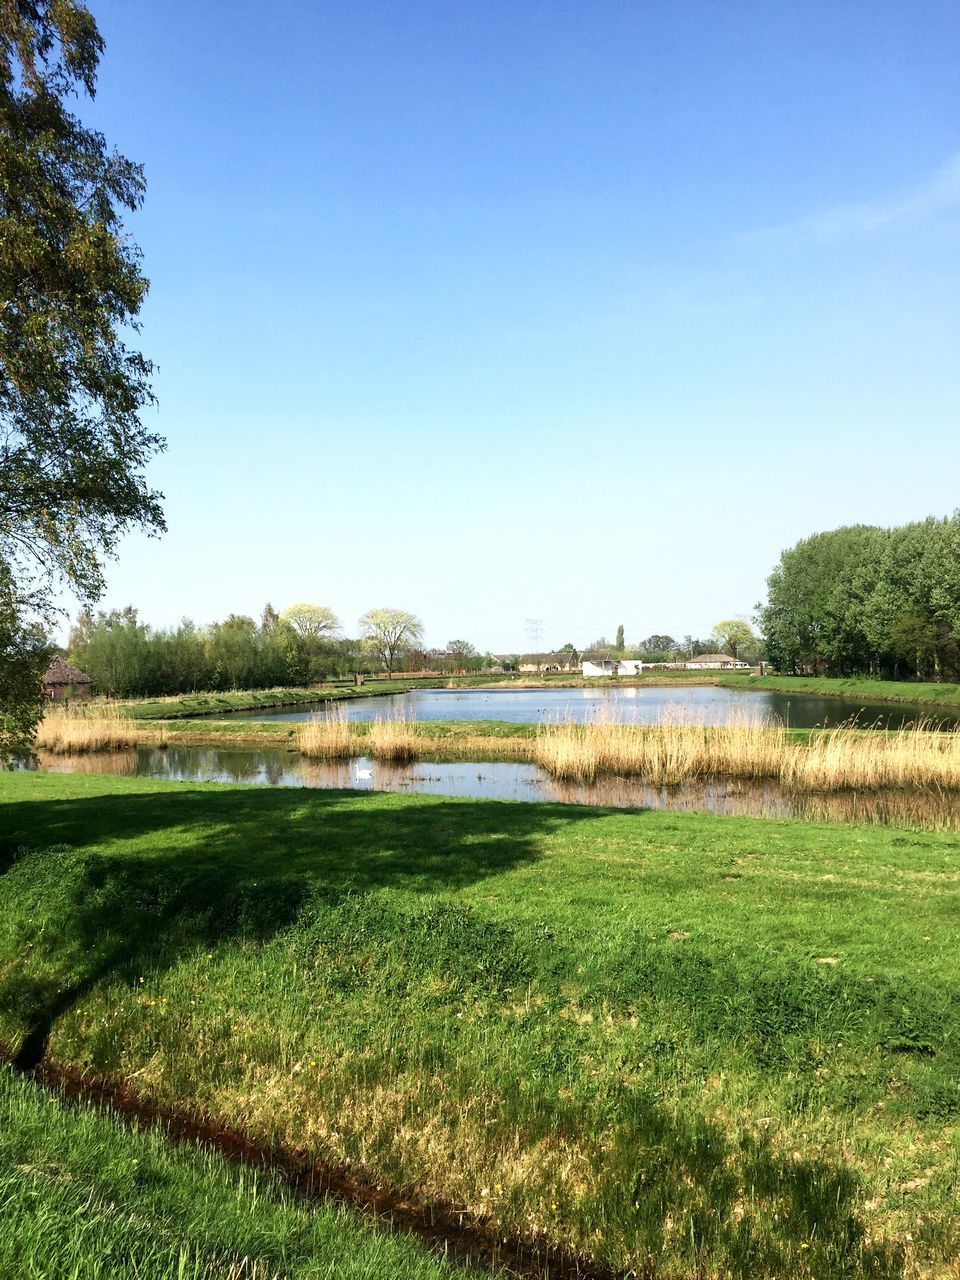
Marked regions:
[721,673,960,709]
[0,1065,490,1280]
[2,772,959,1277]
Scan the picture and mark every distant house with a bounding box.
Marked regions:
[43,658,92,701]
[519,652,579,674]
[617,658,643,676]
[582,651,617,677]
[683,653,750,670]
[491,654,518,672]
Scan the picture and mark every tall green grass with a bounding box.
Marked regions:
[2,772,959,1276]
[0,1066,485,1280]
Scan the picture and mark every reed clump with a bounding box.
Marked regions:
[782,719,960,791]
[534,709,785,786]
[534,712,960,792]
[33,703,159,754]
[296,709,354,759]
[298,712,422,763]
[367,714,419,762]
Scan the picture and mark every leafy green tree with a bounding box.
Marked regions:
[615,624,624,651]
[760,527,884,674]
[1,573,50,755]
[641,634,679,658]
[280,604,340,640]
[710,619,758,661]
[359,608,423,676]
[0,1,162,749]
[446,639,476,671]
[760,516,960,679]
[79,608,150,697]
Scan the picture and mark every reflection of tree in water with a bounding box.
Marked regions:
[543,773,960,830]
[795,787,960,831]
[542,774,791,816]
[263,755,288,787]
[296,757,412,792]
[297,758,357,790]
[36,750,139,777]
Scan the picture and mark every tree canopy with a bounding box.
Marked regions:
[359,608,423,676]
[279,603,341,640]
[0,0,163,753]
[710,619,760,662]
[760,516,960,680]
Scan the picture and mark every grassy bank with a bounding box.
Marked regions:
[119,680,485,720]
[0,1066,488,1280]
[720,673,960,708]
[2,772,959,1277]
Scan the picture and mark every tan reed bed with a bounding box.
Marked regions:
[297,712,536,765]
[366,714,420,762]
[299,707,960,792]
[297,710,428,764]
[296,708,355,759]
[533,708,786,786]
[782,718,960,791]
[534,711,960,792]
[296,709,421,762]
[33,703,166,754]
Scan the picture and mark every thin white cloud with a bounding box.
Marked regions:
[742,151,960,245]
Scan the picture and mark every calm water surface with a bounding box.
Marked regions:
[30,745,960,831]
[229,686,960,730]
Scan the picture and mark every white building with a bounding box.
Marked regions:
[581,652,617,677]
[683,653,751,670]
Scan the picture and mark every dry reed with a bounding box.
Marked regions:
[33,703,163,754]
[296,709,354,760]
[297,711,424,763]
[298,706,960,792]
[534,711,960,792]
[781,719,960,791]
[366,714,419,762]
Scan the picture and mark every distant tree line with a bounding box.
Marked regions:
[584,625,764,665]
[759,515,960,680]
[66,603,492,697]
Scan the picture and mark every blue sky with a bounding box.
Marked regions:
[75,0,959,651]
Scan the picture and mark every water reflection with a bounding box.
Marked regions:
[26,746,960,831]
[226,686,960,731]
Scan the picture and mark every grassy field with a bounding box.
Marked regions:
[2,772,959,1277]
[119,679,502,720]
[720,673,960,708]
[0,1065,491,1279]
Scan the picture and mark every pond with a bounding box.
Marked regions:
[228,686,960,730]
[28,746,960,831]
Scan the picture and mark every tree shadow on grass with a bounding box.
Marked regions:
[0,782,913,1277]
[0,785,603,1069]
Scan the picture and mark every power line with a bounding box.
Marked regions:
[524,617,544,650]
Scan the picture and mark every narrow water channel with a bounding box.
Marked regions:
[28,746,960,831]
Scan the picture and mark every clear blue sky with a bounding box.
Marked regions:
[76,0,959,651]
